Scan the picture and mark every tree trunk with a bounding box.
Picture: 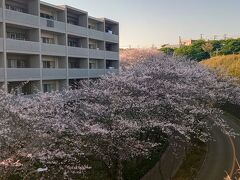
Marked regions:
[116,158,123,180]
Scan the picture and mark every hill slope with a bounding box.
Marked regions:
[201,55,240,79]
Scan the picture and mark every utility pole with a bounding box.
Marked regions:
[213,35,218,40]
[179,36,182,46]
[224,34,227,40]
[200,34,204,40]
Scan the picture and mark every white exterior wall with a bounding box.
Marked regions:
[0,0,119,93]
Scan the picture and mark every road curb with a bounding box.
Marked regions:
[194,142,209,180]
[141,141,187,180]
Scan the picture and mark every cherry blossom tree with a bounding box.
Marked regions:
[73,54,240,179]
[120,48,161,68]
[0,50,240,179]
[0,91,91,179]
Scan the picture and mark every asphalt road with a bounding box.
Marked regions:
[196,114,240,180]
[142,114,240,180]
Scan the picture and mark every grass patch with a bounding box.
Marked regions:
[201,54,240,80]
[173,140,207,180]
[222,104,240,120]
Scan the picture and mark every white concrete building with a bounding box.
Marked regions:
[0,0,119,94]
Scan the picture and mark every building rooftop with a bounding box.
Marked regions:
[40,1,118,24]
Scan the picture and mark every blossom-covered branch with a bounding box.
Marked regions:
[1,50,240,179]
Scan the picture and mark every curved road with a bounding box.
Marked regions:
[196,114,240,180]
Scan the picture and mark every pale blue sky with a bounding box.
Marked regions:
[46,0,240,48]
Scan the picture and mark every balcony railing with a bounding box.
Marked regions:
[42,69,67,80]
[0,38,3,52]
[41,18,66,33]
[6,39,40,54]
[88,29,104,41]
[89,49,105,59]
[7,68,41,81]
[106,69,119,74]
[104,33,119,43]
[41,43,67,56]
[89,69,105,78]
[0,68,5,81]
[105,51,119,60]
[0,8,3,22]
[5,9,39,27]
[68,69,89,79]
[67,24,88,37]
[68,47,89,58]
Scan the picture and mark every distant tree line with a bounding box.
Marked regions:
[160,38,240,61]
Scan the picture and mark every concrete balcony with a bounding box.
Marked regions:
[7,68,41,81]
[106,69,119,74]
[42,69,67,80]
[0,38,4,52]
[5,9,39,28]
[0,8,3,22]
[68,69,89,79]
[68,47,89,58]
[88,29,104,41]
[6,39,40,54]
[41,43,67,56]
[105,33,119,43]
[40,18,66,33]
[89,49,105,59]
[89,69,105,78]
[0,68,5,81]
[67,24,88,37]
[105,51,119,60]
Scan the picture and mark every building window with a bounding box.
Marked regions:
[106,61,116,69]
[8,59,17,68]
[88,24,96,30]
[43,61,55,68]
[89,62,96,69]
[6,4,25,13]
[7,32,27,41]
[106,26,113,34]
[68,39,78,47]
[43,83,55,93]
[42,37,55,44]
[8,59,26,68]
[69,61,80,69]
[89,43,97,49]
[67,16,78,25]
[67,19,77,25]
[40,13,55,20]
[106,44,113,51]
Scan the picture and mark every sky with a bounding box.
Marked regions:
[46,0,240,48]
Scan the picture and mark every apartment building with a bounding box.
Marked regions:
[0,0,119,94]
